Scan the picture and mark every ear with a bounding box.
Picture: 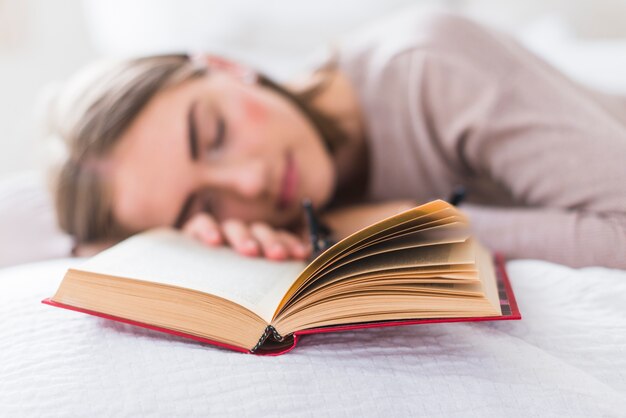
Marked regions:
[191,53,257,84]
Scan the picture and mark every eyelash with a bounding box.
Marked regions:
[211,116,226,150]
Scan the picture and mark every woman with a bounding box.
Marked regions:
[49,12,626,268]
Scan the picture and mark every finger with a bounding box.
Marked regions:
[275,230,311,260]
[181,212,223,246]
[249,222,288,260]
[221,219,259,256]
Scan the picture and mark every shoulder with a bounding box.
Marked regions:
[337,9,516,84]
[339,10,491,59]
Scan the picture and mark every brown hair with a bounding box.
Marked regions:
[47,54,347,246]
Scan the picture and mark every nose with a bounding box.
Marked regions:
[198,158,270,200]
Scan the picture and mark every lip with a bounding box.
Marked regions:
[277,151,298,210]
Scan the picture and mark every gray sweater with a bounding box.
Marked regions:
[338,12,626,268]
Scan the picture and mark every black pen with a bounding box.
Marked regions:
[302,198,320,254]
[447,185,467,206]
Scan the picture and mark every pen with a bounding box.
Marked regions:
[447,185,467,206]
[302,198,336,261]
[302,198,320,254]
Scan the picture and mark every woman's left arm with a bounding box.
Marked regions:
[417,15,626,269]
[337,14,626,268]
[458,204,626,269]
[322,198,626,269]
[444,46,626,268]
[456,61,626,269]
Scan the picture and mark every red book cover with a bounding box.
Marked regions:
[42,254,520,356]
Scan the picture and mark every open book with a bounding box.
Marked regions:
[43,200,520,355]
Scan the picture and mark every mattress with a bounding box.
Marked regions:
[1,258,625,417]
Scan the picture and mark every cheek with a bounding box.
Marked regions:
[226,90,268,125]
[241,95,268,125]
[224,93,269,146]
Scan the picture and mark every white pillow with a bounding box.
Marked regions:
[0,171,72,268]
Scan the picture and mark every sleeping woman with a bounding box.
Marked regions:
[48,12,626,269]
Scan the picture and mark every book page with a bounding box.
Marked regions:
[77,228,306,323]
[277,200,459,311]
[326,239,475,276]
[475,242,502,315]
[278,239,477,315]
[330,222,469,269]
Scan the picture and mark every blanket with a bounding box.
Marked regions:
[0,258,625,417]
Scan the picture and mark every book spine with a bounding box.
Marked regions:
[251,325,285,353]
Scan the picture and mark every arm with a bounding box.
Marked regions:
[322,197,626,269]
[417,16,626,268]
[455,55,626,269]
[460,205,626,269]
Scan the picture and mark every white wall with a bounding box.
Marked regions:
[82,0,426,79]
[464,0,626,38]
[0,0,96,180]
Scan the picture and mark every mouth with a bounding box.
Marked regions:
[277,151,298,211]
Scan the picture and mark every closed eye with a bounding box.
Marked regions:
[212,116,226,149]
[188,101,199,160]
[176,105,224,229]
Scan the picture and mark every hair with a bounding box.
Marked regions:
[46,54,348,247]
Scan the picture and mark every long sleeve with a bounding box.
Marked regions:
[460,205,626,269]
[458,66,626,268]
[424,16,626,268]
[339,12,626,268]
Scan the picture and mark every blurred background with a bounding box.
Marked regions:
[1,0,626,266]
[2,0,626,180]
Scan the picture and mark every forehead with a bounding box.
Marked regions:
[107,80,199,232]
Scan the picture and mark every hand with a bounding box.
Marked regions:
[181,212,311,261]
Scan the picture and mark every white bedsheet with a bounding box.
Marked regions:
[1,258,625,417]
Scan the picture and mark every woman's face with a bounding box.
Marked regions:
[106,63,336,235]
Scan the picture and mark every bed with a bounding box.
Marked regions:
[1,257,625,416]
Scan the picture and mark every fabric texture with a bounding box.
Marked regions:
[1,258,625,417]
[337,11,626,268]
